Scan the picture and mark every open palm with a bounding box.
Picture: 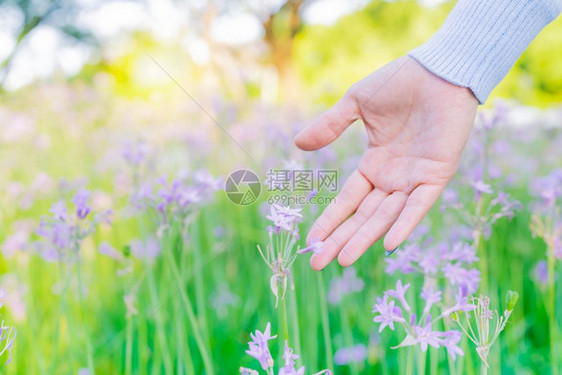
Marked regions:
[295,56,478,270]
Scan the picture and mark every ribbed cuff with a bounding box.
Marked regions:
[409,0,561,104]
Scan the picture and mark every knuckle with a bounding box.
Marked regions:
[345,83,359,97]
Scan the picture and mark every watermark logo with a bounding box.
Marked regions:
[265,169,338,205]
[265,169,338,192]
[225,168,339,206]
[225,169,261,205]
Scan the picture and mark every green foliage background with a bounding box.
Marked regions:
[293,0,562,107]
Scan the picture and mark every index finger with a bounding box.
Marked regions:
[306,169,372,245]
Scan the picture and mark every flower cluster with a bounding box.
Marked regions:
[240,322,332,375]
[130,170,221,223]
[460,101,513,185]
[442,182,521,242]
[385,239,480,295]
[34,189,112,263]
[258,205,322,306]
[529,169,562,261]
[372,280,471,360]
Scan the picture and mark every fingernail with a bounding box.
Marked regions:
[385,247,398,257]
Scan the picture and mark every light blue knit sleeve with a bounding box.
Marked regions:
[408,0,562,104]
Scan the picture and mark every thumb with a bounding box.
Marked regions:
[294,94,359,151]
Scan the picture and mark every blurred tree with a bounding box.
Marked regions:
[293,0,562,107]
[0,0,114,88]
[261,0,305,98]
[185,0,314,100]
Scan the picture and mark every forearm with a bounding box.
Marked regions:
[409,0,562,104]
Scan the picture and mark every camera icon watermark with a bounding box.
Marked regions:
[225,168,338,206]
[224,169,262,205]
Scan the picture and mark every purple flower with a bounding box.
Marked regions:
[554,237,562,260]
[279,341,305,375]
[121,140,149,166]
[157,178,183,211]
[194,170,222,191]
[414,319,441,352]
[488,164,503,179]
[442,262,480,294]
[1,229,30,258]
[297,239,324,255]
[454,287,476,311]
[419,250,441,274]
[245,322,277,370]
[178,187,201,206]
[372,294,405,333]
[72,189,91,219]
[130,238,161,260]
[266,205,303,234]
[491,191,510,206]
[530,169,562,206]
[478,100,508,130]
[36,219,72,250]
[327,267,365,304]
[534,260,548,284]
[49,201,68,221]
[490,192,521,220]
[99,242,124,261]
[442,287,476,317]
[440,188,461,211]
[420,286,442,315]
[334,344,367,365]
[438,331,464,360]
[386,280,411,312]
[444,242,478,263]
[282,340,299,367]
[239,368,259,375]
[471,180,493,201]
[385,245,418,275]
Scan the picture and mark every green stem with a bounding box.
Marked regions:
[316,272,334,370]
[406,347,414,375]
[281,295,290,345]
[480,364,487,375]
[430,343,437,375]
[190,216,211,345]
[76,260,95,373]
[125,316,133,375]
[288,287,302,363]
[417,347,426,374]
[173,288,194,375]
[50,261,70,374]
[548,250,558,375]
[338,302,358,375]
[147,269,174,374]
[26,260,46,374]
[163,243,215,374]
[547,204,558,375]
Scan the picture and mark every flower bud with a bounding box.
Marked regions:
[505,290,519,311]
[450,311,459,322]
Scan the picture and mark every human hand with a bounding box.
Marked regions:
[294,56,478,270]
